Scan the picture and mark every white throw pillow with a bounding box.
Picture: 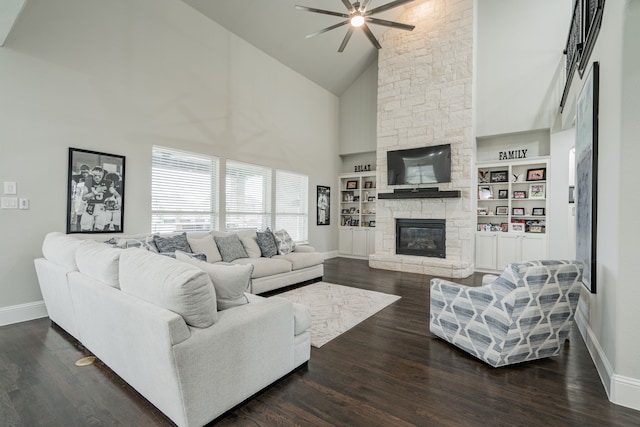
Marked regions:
[175,252,252,310]
[273,229,296,255]
[186,234,222,263]
[119,249,217,327]
[237,230,262,258]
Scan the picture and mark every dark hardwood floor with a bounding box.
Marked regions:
[2,257,639,426]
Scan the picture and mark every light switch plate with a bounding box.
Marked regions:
[3,182,17,195]
[1,197,18,209]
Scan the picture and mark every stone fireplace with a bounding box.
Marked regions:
[396,219,446,258]
[368,0,474,278]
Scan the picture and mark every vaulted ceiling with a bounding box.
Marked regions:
[181,0,418,95]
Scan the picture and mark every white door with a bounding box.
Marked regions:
[521,234,547,262]
[338,227,353,255]
[497,233,521,270]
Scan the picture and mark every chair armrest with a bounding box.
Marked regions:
[293,245,315,253]
[482,274,499,286]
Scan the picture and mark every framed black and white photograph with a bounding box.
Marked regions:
[576,61,599,293]
[316,185,330,226]
[67,148,125,234]
[490,170,508,183]
[498,189,508,199]
[532,208,546,216]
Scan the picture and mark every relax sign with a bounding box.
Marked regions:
[499,149,527,160]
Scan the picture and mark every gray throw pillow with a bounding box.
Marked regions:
[176,250,207,262]
[175,252,252,310]
[214,234,249,262]
[256,229,278,258]
[153,232,192,253]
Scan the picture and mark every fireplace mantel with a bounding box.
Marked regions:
[377,188,461,199]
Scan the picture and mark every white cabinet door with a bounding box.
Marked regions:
[521,234,547,261]
[352,228,368,257]
[367,228,376,255]
[497,233,521,270]
[475,233,498,270]
[338,228,353,255]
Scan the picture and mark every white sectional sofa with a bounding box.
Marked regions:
[34,231,315,427]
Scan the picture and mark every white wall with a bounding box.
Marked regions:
[561,0,640,410]
[0,0,339,314]
[476,0,571,136]
[548,127,575,259]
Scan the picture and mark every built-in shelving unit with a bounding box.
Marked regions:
[338,172,377,259]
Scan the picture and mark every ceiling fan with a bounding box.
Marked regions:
[295,0,416,52]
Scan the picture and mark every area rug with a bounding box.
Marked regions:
[276,282,400,348]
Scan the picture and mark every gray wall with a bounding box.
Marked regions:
[0,0,339,313]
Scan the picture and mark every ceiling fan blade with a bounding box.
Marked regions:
[360,0,372,12]
[366,17,415,31]
[295,5,349,19]
[365,0,415,16]
[340,0,355,12]
[305,20,350,39]
[361,24,382,49]
[338,27,355,52]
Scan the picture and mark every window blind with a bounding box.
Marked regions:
[151,146,219,233]
[275,169,308,243]
[225,160,272,231]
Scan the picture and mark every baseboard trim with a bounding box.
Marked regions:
[575,307,640,411]
[323,250,338,259]
[0,301,48,327]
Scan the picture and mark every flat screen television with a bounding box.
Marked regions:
[387,144,452,185]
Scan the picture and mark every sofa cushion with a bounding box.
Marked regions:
[176,252,251,310]
[75,240,122,288]
[119,249,217,327]
[186,234,222,263]
[105,235,159,252]
[237,230,261,258]
[256,229,278,258]
[214,234,248,262]
[231,257,292,279]
[273,229,296,255]
[42,232,83,271]
[273,252,324,271]
[154,232,192,254]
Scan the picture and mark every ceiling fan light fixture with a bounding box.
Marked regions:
[350,14,365,27]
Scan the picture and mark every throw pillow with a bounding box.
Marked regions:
[237,230,262,258]
[256,228,278,258]
[154,232,192,254]
[186,234,222,263]
[176,250,207,262]
[119,249,217,327]
[214,234,249,262]
[273,229,296,255]
[175,252,252,310]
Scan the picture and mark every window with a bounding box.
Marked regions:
[151,146,219,233]
[225,160,272,231]
[275,170,308,243]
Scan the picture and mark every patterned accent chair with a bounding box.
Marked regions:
[429,260,583,367]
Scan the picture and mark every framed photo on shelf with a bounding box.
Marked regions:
[498,189,508,199]
[490,170,508,183]
[501,223,509,232]
[510,223,525,232]
[349,207,356,214]
[526,168,546,181]
[532,207,546,216]
[369,220,376,227]
[529,224,545,233]
[529,183,546,198]
[496,206,509,215]
[346,180,358,189]
[478,186,493,200]
[367,196,376,201]
[513,190,527,199]
[478,170,489,183]
[512,207,525,216]
[67,147,125,234]
[364,181,373,189]
[477,207,489,216]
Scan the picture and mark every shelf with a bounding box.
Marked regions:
[378,189,461,199]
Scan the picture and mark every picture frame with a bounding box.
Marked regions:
[490,170,508,183]
[477,207,488,216]
[510,223,525,232]
[349,207,356,214]
[364,181,373,189]
[513,191,527,199]
[498,189,508,199]
[576,61,599,293]
[526,168,547,181]
[478,186,493,200]
[316,185,330,226]
[529,224,545,233]
[512,207,525,216]
[346,180,358,189]
[369,220,376,227]
[67,147,125,234]
[367,196,376,201]
[532,207,546,216]
[496,206,509,215]
[500,223,509,232]
[529,183,546,198]
[478,170,489,183]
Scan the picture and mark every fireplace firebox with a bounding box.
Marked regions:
[395,219,446,258]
